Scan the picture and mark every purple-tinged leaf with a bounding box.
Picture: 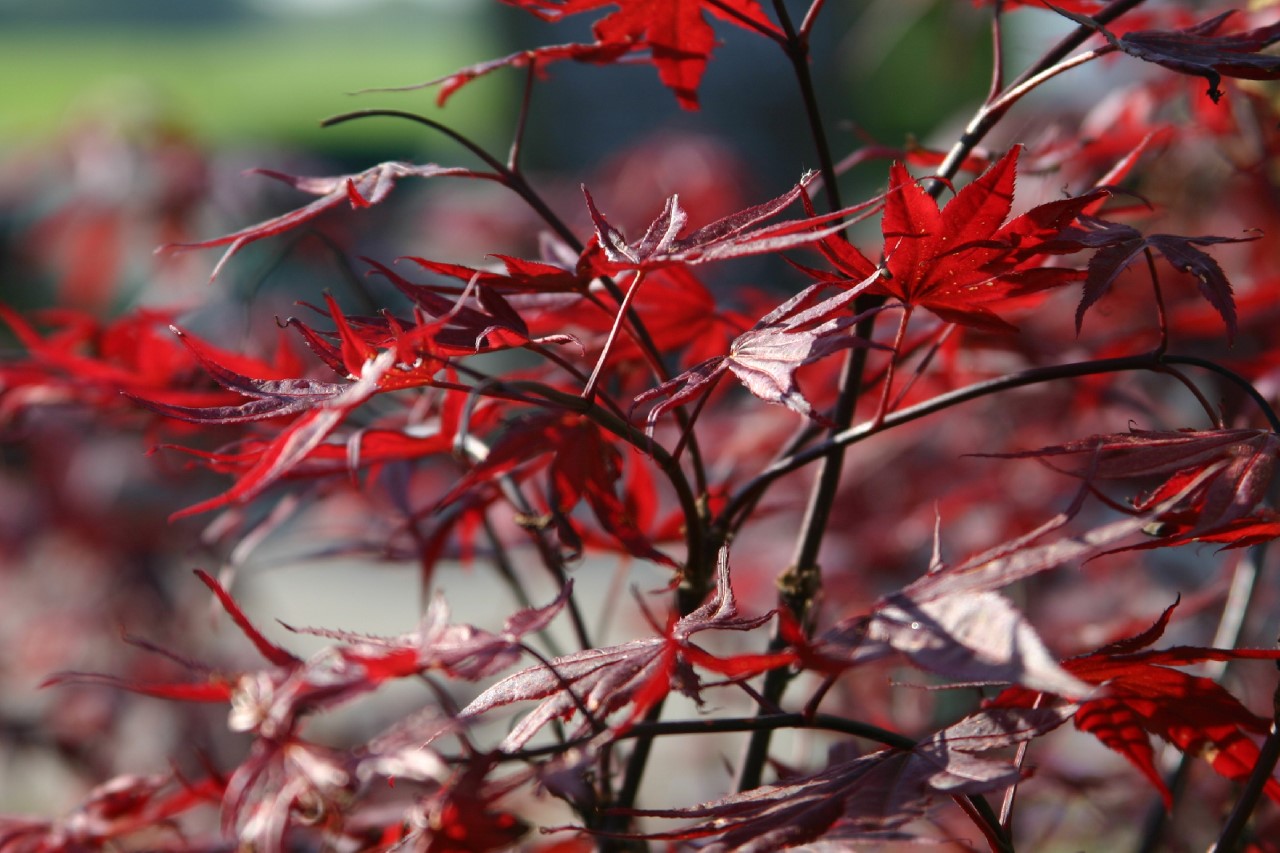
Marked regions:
[1066,216,1254,341]
[635,276,889,429]
[1052,6,1280,102]
[618,706,1072,851]
[821,590,1092,697]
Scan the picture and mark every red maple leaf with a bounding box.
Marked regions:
[436,410,678,567]
[807,146,1101,331]
[0,305,302,421]
[991,598,1280,807]
[0,773,223,851]
[487,0,782,110]
[129,325,351,425]
[363,257,582,357]
[460,551,792,749]
[168,349,397,519]
[48,570,569,741]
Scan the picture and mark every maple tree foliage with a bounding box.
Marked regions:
[5,0,1280,850]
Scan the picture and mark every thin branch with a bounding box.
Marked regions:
[798,0,827,40]
[723,350,1280,531]
[1162,355,1280,434]
[323,108,586,253]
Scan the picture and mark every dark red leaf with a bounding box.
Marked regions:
[990,427,1280,542]
[1055,7,1280,102]
[1065,215,1255,340]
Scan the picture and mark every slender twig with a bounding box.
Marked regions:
[871,307,912,428]
[798,0,827,40]
[584,272,646,400]
[1001,691,1045,833]
[1153,364,1220,429]
[324,108,586,253]
[930,0,1149,190]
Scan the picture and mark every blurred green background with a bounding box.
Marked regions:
[0,0,504,159]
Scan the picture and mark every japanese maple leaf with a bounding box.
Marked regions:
[568,266,752,369]
[581,176,878,274]
[991,427,1280,545]
[1063,215,1256,341]
[363,257,581,356]
[158,161,470,280]
[616,706,1072,851]
[1052,7,1280,103]
[133,299,440,519]
[634,277,888,429]
[492,0,782,110]
[991,598,1280,807]
[460,552,792,750]
[809,145,1100,331]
